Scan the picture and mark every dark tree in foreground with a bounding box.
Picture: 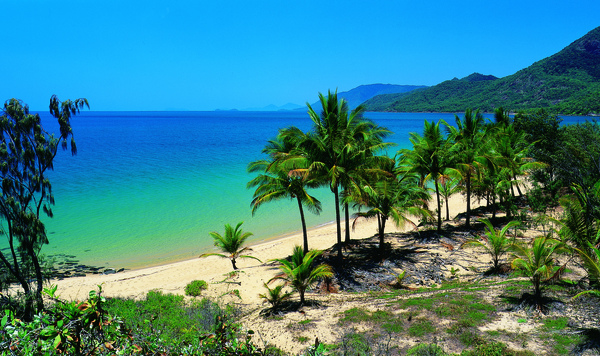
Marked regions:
[0,96,88,320]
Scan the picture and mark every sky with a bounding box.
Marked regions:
[2,0,599,111]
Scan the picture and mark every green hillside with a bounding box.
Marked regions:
[364,26,600,115]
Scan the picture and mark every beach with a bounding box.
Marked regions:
[51,192,479,303]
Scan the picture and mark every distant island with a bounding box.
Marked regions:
[362,26,600,115]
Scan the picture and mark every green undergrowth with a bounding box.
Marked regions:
[325,279,595,356]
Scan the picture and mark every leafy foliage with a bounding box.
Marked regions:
[248,135,322,254]
[185,280,208,296]
[461,219,520,272]
[511,236,568,298]
[259,283,293,312]
[0,96,88,320]
[201,222,262,270]
[270,246,333,304]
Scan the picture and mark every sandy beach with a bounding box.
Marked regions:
[51,192,479,303]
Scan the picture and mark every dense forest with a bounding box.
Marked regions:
[364,26,600,115]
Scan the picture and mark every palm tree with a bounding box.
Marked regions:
[299,91,392,257]
[511,236,567,298]
[446,109,491,228]
[461,219,520,272]
[248,135,322,255]
[354,160,431,253]
[259,283,294,311]
[400,119,450,232]
[573,243,600,299]
[270,246,333,304]
[201,222,261,270]
[439,176,462,221]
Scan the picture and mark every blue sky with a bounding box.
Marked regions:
[2,0,599,111]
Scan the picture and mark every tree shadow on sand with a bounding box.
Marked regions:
[259,299,323,317]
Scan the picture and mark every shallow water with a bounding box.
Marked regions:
[1,110,589,269]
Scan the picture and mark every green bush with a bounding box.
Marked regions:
[185,279,208,296]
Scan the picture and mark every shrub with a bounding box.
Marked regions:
[185,280,208,296]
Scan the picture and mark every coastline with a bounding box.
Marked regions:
[50,192,477,302]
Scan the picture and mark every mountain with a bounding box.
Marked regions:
[336,84,427,109]
[306,84,427,110]
[363,26,600,115]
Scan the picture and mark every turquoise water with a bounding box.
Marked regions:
[7,111,589,269]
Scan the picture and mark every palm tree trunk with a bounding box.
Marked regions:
[344,202,351,243]
[435,180,442,232]
[466,171,471,228]
[231,258,238,270]
[445,197,450,221]
[297,197,309,255]
[333,184,342,258]
[510,179,516,198]
[514,175,523,196]
[379,216,387,253]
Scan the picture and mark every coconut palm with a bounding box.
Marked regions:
[573,243,600,299]
[511,236,567,298]
[439,176,462,221]
[270,245,333,304]
[247,135,322,254]
[461,219,521,272]
[354,160,431,253]
[401,119,450,232]
[298,91,392,257]
[201,222,261,270]
[259,283,293,311]
[446,109,491,228]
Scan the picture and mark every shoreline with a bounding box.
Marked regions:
[48,192,478,302]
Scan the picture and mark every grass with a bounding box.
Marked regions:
[541,316,569,331]
[408,319,436,337]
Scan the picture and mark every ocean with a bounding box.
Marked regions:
[6,111,591,269]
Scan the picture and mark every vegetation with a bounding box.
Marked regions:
[0,96,88,320]
[461,218,520,272]
[270,246,333,304]
[259,283,294,312]
[0,286,282,355]
[7,85,600,354]
[400,119,452,232]
[363,26,600,115]
[201,222,262,270]
[185,280,208,296]
[248,135,322,254]
[511,236,568,298]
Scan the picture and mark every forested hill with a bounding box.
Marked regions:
[363,26,600,115]
[336,84,427,109]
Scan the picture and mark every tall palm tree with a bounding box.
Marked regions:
[446,109,491,228]
[201,222,261,270]
[299,91,392,257]
[270,246,333,305]
[247,135,322,255]
[400,120,450,232]
[439,175,462,221]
